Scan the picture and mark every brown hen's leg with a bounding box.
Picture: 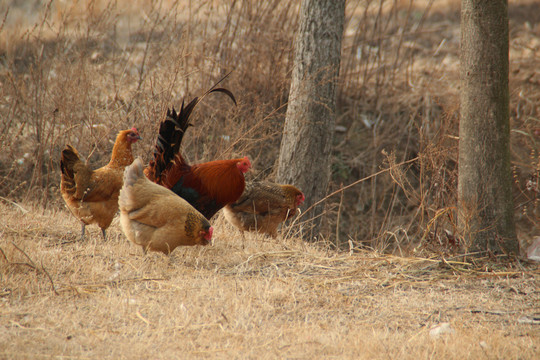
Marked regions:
[80,223,86,241]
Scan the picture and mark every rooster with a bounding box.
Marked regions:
[223,181,305,238]
[145,82,251,220]
[60,127,141,240]
[119,158,213,254]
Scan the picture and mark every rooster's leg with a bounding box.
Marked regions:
[101,229,107,241]
[80,223,86,241]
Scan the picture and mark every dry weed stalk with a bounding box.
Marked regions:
[1,241,58,295]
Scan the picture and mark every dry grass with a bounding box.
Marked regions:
[1,201,538,359]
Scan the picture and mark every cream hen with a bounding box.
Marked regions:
[119,158,213,254]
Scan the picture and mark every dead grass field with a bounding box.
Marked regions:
[1,201,538,359]
[0,0,539,358]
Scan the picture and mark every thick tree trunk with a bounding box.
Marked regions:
[276,0,345,241]
[459,0,518,254]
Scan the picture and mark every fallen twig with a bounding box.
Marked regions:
[10,241,59,295]
[0,196,29,214]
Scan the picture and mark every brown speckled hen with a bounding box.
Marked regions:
[223,181,305,238]
[60,127,141,240]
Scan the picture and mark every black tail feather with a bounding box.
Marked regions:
[150,72,237,180]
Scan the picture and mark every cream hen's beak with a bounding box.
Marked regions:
[200,227,213,245]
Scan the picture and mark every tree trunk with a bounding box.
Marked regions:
[458,0,518,254]
[276,0,345,241]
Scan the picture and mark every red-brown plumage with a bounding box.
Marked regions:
[144,75,250,219]
[161,155,251,219]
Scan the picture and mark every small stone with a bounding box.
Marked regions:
[429,322,455,339]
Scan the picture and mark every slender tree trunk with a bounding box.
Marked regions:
[459,0,518,254]
[277,0,345,241]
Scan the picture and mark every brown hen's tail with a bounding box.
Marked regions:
[146,73,236,183]
[60,145,81,180]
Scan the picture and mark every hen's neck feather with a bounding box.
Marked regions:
[108,133,134,168]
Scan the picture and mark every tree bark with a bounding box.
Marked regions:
[276,0,345,241]
[459,0,518,254]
